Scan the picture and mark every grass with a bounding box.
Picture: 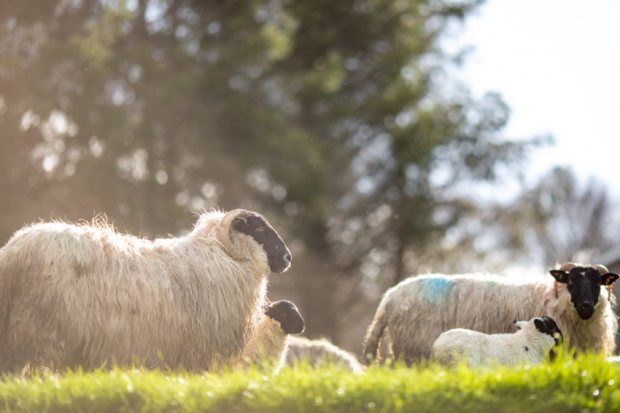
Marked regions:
[0,355,618,412]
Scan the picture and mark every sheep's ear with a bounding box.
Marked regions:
[602,272,620,286]
[550,270,569,283]
[533,318,545,333]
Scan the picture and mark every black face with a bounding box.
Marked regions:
[533,316,563,345]
[550,267,619,320]
[265,300,305,335]
[232,212,292,273]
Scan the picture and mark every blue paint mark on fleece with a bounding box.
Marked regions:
[422,276,454,304]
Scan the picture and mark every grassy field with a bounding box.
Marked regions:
[0,355,618,412]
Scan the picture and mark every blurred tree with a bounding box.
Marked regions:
[500,167,616,265]
[0,0,540,346]
[258,1,540,339]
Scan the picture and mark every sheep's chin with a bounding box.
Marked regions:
[575,307,594,320]
[269,259,290,274]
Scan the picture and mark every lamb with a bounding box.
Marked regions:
[240,300,305,371]
[363,263,619,365]
[0,209,296,372]
[285,336,365,373]
[431,316,563,367]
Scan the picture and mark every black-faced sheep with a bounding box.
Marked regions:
[431,316,563,367]
[237,300,305,370]
[363,263,619,365]
[0,209,294,372]
[285,336,365,373]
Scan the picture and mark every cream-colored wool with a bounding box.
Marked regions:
[233,316,289,371]
[363,264,617,365]
[285,336,365,373]
[0,209,289,372]
[431,319,557,367]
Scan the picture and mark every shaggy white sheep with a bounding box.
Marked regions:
[363,263,619,365]
[285,336,364,373]
[431,316,563,367]
[0,209,294,372]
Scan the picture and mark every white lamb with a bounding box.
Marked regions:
[431,316,563,367]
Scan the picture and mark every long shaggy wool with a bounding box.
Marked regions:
[286,336,364,373]
[0,209,285,372]
[363,270,617,365]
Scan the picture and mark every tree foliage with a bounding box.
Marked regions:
[0,0,539,342]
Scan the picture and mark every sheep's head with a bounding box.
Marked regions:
[514,316,563,345]
[515,317,563,360]
[265,300,305,335]
[550,263,619,320]
[533,316,563,345]
[219,209,292,273]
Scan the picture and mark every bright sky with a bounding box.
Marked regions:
[456,0,620,197]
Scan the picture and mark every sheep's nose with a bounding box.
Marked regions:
[283,251,292,263]
[578,303,594,319]
[580,303,593,312]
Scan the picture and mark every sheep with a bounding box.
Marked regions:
[285,336,365,373]
[0,209,295,372]
[238,300,305,371]
[431,316,563,367]
[362,263,619,365]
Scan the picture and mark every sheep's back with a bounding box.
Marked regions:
[285,337,364,372]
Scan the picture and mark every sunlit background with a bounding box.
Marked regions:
[458,0,620,194]
[1,0,618,351]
